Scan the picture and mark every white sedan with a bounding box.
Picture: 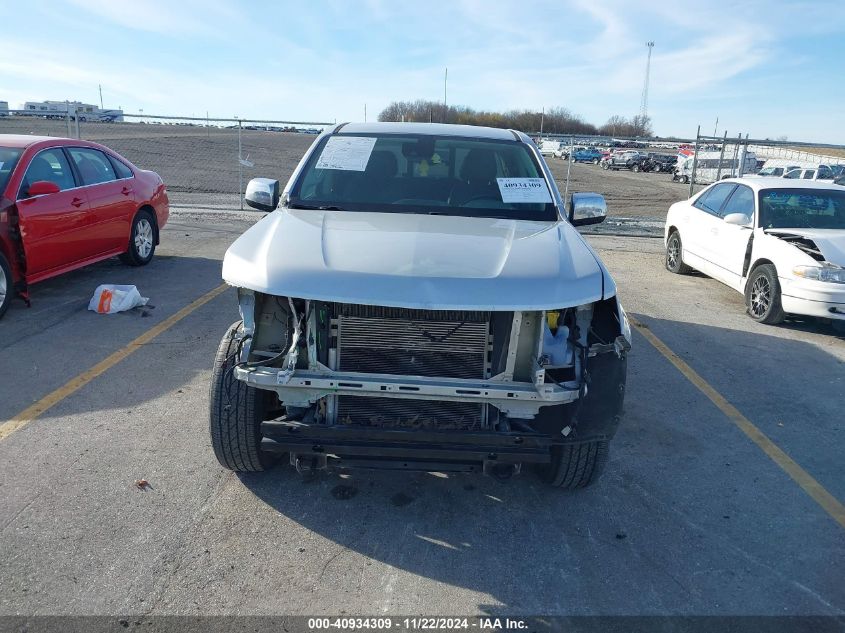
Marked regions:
[664,178,845,325]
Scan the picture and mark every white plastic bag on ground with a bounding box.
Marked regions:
[88,285,149,314]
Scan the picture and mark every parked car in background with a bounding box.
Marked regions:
[537,139,564,158]
[572,148,603,164]
[0,135,169,318]
[756,165,800,177]
[211,122,631,489]
[602,150,647,172]
[644,153,677,173]
[782,165,836,181]
[664,178,845,325]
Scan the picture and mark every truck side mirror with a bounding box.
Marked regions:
[569,192,607,227]
[244,178,281,212]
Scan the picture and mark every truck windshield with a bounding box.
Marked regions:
[759,188,845,230]
[0,147,23,194]
[289,134,558,221]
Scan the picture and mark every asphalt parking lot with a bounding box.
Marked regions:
[1,211,844,616]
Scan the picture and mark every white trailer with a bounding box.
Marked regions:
[673,150,758,185]
[20,100,123,122]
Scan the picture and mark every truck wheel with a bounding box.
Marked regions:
[632,163,640,172]
[592,158,599,165]
[120,209,157,266]
[540,441,609,489]
[601,162,609,170]
[0,252,12,319]
[745,264,785,325]
[209,321,276,471]
[665,231,692,274]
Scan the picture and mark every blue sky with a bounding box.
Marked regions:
[3,0,845,142]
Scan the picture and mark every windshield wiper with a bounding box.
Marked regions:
[287,202,346,211]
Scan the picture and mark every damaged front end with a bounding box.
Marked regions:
[228,290,630,475]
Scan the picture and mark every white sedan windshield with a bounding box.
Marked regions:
[759,188,845,230]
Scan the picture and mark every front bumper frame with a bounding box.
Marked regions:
[260,419,556,471]
[234,366,581,418]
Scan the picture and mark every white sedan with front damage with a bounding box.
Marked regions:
[211,122,631,490]
[664,178,845,325]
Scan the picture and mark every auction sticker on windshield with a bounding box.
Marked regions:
[316,136,378,171]
[496,178,553,203]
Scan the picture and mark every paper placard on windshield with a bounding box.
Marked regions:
[316,136,377,171]
[496,178,553,203]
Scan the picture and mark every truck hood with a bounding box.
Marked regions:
[766,229,845,266]
[222,209,606,310]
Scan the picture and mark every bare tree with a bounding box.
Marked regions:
[378,100,598,135]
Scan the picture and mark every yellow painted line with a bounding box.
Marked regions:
[629,316,845,530]
[0,283,229,442]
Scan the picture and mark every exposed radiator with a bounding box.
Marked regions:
[337,314,489,379]
[333,305,491,430]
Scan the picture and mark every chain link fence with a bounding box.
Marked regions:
[0,112,331,209]
[3,111,844,211]
[680,127,845,196]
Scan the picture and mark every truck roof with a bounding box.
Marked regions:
[334,122,521,141]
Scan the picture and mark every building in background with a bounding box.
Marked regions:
[0,101,8,116]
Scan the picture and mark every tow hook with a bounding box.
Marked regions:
[484,461,519,481]
[292,454,327,474]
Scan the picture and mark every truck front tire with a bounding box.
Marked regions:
[209,321,275,472]
[540,441,609,489]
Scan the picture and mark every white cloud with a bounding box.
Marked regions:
[63,0,247,35]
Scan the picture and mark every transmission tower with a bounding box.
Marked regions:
[639,41,654,120]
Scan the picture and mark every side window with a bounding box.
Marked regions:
[67,147,117,186]
[693,183,736,215]
[722,185,755,218]
[802,170,816,180]
[109,156,134,179]
[818,166,833,179]
[784,169,800,179]
[19,148,76,197]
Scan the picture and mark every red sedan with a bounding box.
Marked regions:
[0,135,169,318]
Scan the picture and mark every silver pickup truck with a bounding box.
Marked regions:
[210,122,630,489]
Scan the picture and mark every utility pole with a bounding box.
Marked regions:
[540,107,544,138]
[713,116,719,137]
[99,84,103,109]
[689,124,700,198]
[640,42,654,122]
[236,116,243,210]
[364,103,367,122]
[443,67,448,123]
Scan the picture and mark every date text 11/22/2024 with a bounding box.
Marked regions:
[306,617,529,630]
